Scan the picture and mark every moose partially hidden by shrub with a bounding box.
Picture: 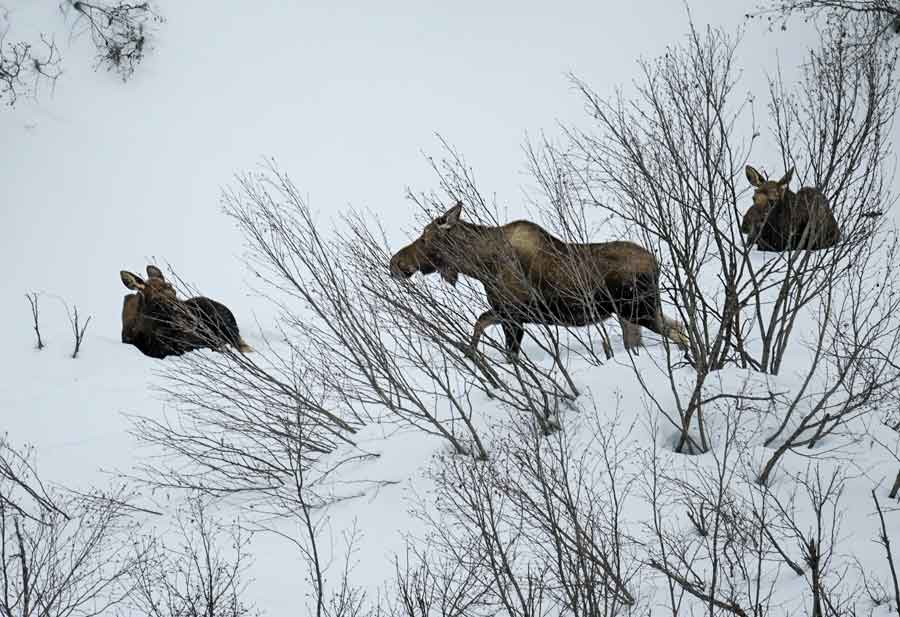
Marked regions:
[120,265,251,359]
[389,202,689,361]
[741,165,841,251]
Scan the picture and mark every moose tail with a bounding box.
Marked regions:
[237,337,254,353]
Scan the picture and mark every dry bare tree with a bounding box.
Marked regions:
[0,438,60,520]
[544,16,900,465]
[128,494,257,617]
[66,303,91,359]
[24,293,45,351]
[1,1,161,106]
[756,231,900,484]
[389,399,640,617]
[764,466,856,617]
[220,161,580,448]
[752,0,900,46]
[642,408,778,617]
[128,317,387,616]
[871,489,900,616]
[63,1,162,80]
[0,9,60,106]
[0,444,145,617]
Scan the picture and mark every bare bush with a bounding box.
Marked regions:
[757,232,900,484]
[643,412,775,617]
[129,494,257,617]
[1,1,160,106]
[392,400,639,617]
[545,14,899,466]
[63,1,162,79]
[752,0,900,46]
[0,444,144,617]
[766,466,854,617]
[24,292,44,350]
[0,10,61,106]
[221,162,579,451]
[66,303,92,359]
[128,330,386,615]
[0,437,60,519]
[872,489,900,616]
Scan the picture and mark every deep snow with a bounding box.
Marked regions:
[2,1,900,615]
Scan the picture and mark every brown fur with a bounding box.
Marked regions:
[741,165,840,251]
[120,265,252,359]
[389,202,688,360]
[121,293,144,343]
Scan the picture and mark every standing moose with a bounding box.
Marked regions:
[741,166,840,251]
[120,265,251,359]
[389,202,689,361]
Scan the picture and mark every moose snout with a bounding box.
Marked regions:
[389,255,414,279]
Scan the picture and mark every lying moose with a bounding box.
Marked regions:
[741,166,840,251]
[120,265,251,359]
[389,202,689,361]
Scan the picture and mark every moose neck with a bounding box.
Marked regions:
[442,221,508,281]
[144,295,181,322]
[776,187,796,210]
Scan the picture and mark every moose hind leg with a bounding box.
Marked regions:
[619,317,643,351]
[501,321,525,363]
[633,312,688,350]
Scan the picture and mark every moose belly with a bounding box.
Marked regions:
[508,296,616,327]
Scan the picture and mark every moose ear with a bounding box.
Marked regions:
[777,167,794,187]
[146,265,165,280]
[439,201,463,229]
[121,271,145,290]
[745,165,765,187]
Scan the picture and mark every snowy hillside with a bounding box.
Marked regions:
[3,1,900,617]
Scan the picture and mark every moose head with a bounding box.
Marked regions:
[741,165,794,241]
[389,202,464,286]
[120,266,181,354]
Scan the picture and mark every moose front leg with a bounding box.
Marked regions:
[467,310,502,359]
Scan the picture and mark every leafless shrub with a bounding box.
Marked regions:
[766,466,853,617]
[643,409,778,617]
[65,302,92,359]
[63,0,162,80]
[547,13,899,465]
[387,545,488,617]
[555,25,757,455]
[0,444,145,617]
[751,0,900,47]
[0,437,61,520]
[127,327,385,616]
[129,494,257,617]
[24,292,44,350]
[757,231,900,485]
[394,398,639,617]
[218,161,579,454]
[0,10,61,106]
[872,489,900,616]
[1,1,160,107]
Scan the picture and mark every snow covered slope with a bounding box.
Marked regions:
[2,1,900,616]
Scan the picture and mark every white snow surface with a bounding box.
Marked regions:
[2,1,900,616]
